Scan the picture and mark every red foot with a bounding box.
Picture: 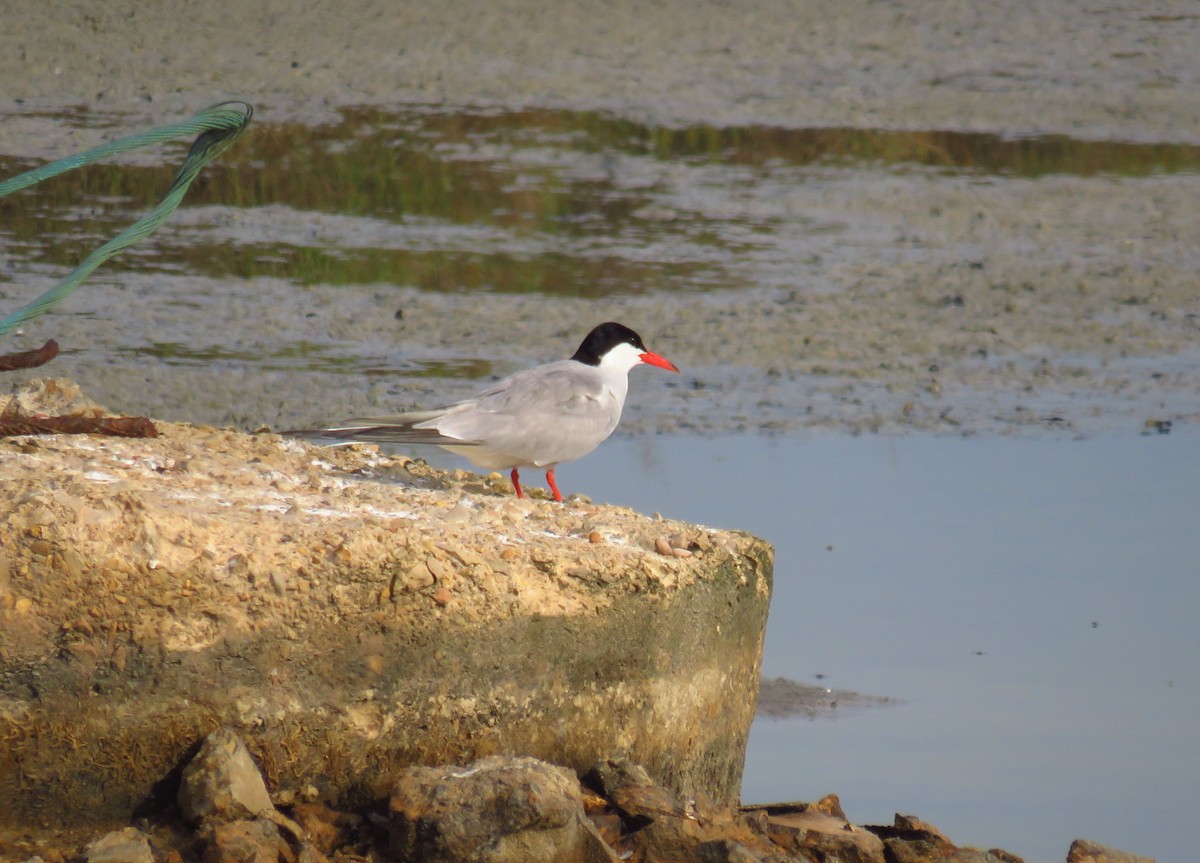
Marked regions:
[510,467,524,498]
[546,468,563,502]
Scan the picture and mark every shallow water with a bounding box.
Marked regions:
[535,430,1198,863]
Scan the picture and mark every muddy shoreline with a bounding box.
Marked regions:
[3,2,1199,437]
[2,0,1200,439]
[4,1,1200,142]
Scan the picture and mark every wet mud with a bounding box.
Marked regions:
[2,101,1197,438]
[3,5,1199,437]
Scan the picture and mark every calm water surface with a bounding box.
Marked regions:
[555,430,1199,863]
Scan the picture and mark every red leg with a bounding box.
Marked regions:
[510,467,524,498]
[546,468,563,502]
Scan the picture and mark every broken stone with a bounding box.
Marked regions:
[179,728,276,824]
[809,793,848,820]
[5,378,106,418]
[584,758,676,835]
[85,827,154,863]
[619,795,784,863]
[389,755,617,863]
[297,844,330,863]
[401,560,436,591]
[585,757,656,798]
[881,837,1011,863]
[865,812,1021,863]
[580,760,787,863]
[749,801,885,863]
[1067,839,1156,863]
[288,801,351,854]
[201,819,284,863]
[695,840,778,863]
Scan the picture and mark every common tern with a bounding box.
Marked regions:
[288,322,679,501]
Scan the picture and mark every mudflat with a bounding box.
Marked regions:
[1,1,1198,435]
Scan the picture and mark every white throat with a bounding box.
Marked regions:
[596,341,645,374]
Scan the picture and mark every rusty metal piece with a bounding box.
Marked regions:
[0,412,158,438]
[0,339,59,371]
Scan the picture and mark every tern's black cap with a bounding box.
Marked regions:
[570,322,647,366]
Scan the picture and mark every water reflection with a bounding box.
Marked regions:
[4,105,1200,297]
[114,340,496,379]
[755,676,901,720]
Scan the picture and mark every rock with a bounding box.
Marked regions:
[621,799,785,863]
[180,728,276,824]
[579,763,788,863]
[5,758,1084,863]
[613,783,693,825]
[862,812,1025,862]
[289,802,354,855]
[388,755,617,862]
[85,827,154,863]
[587,758,678,829]
[0,392,772,831]
[585,757,655,798]
[736,804,1031,863]
[629,817,723,863]
[797,824,886,863]
[4,377,106,418]
[693,841,785,863]
[749,801,885,863]
[809,793,848,820]
[1067,839,1156,863]
[882,837,1009,862]
[201,819,284,863]
[296,845,330,863]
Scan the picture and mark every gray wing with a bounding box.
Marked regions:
[427,360,622,466]
[284,408,483,446]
